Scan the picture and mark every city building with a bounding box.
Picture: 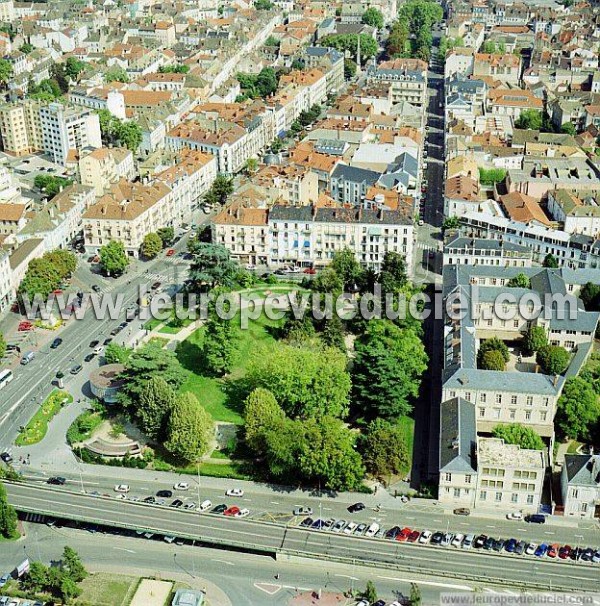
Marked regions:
[561,454,600,519]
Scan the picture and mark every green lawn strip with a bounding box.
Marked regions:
[15,390,73,446]
[567,440,583,454]
[75,572,138,606]
[66,411,104,445]
[176,312,283,424]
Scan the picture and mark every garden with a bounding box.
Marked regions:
[16,390,73,446]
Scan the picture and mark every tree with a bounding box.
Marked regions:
[237,67,279,99]
[99,240,129,276]
[442,216,460,231]
[477,337,509,368]
[50,63,69,93]
[290,58,305,70]
[492,423,545,450]
[378,251,408,294]
[201,304,235,376]
[34,174,73,198]
[507,272,531,288]
[281,311,316,345]
[118,343,189,410]
[247,343,351,419]
[480,349,506,371]
[543,253,559,268]
[561,122,577,136]
[522,326,547,357]
[158,64,190,74]
[478,167,507,185]
[344,58,357,80]
[204,174,234,207]
[138,376,177,439]
[244,388,285,452]
[556,377,600,440]
[64,57,86,81]
[61,546,87,583]
[157,226,175,247]
[104,342,131,365]
[0,332,5,360]
[321,315,346,351]
[141,233,162,259]
[536,345,570,375]
[360,419,410,480]
[18,255,64,303]
[330,248,363,290]
[362,7,384,28]
[352,320,427,419]
[410,583,422,606]
[59,576,81,603]
[29,78,63,101]
[363,581,378,603]
[320,34,378,64]
[19,42,34,54]
[0,58,13,89]
[245,157,258,174]
[514,109,543,130]
[45,249,77,280]
[115,121,142,152]
[21,561,49,592]
[255,0,273,8]
[166,392,214,462]
[104,66,129,83]
[0,482,18,539]
[580,282,600,311]
[188,242,238,289]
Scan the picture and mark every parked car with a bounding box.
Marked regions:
[473,535,487,549]
[300,517,314,528]
[50,338,63,349]
[235,508,250,518]
[166,249,175,257]
[525,543,537,556]
[525,514,546,524]
[506,511,523,521]
[407,530,420,543]
[453,508,470,516]
[347,502,365,513]
[396,527,412,542]
[419,530,432,544]
[462,534,474,549]
[492,539,505,552]
[21,351,36,365]
[93,345,104,355]
[170,499,184,508]
[293,506,313,516]
[198,499,212,512]
[483,536,495,550]
[311,519,326,530]
[515,541,527,555]
[332,519,347,533]
[365,522,380,538]
[70,364,82,375]
[84,353,95,363]
[441,533,454,547]
[505,538,518,553]
[47,476,66,485]
[0,573,10,587]
[89,340,99,348]
[0,451,13,463]
[344,522,358,535]
[174,482,189,491]
[211,504,228,514]
[114,484,130,493]
[156,490,173,498]
[355,523,367,535]
[385,526,401,540]
[547,544,559,558]
[226,488,244,497]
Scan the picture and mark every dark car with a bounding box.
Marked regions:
[47,476,66,485]
[156,490,173,498]
[300,517,314,528]
[474,535,487,549]
[525,514,546,524]
[70,364,82,375]
[407,530,420,543]
[170,499,184,508]
[211,504,228,514]
[515,541,527,555]
[373,601,386,606]
[431,532,444,545]
[492,539,505,552]
[483,536,495,550]
[103,337,113,346]
[143,496,156,504]
[84,353,95,363]
[570,547,583,561]
[91,285,101,292]
[0,451,13,463]
[110,326,121,336]
[50,338,63,349]
[505,538,518,553]
[151,282,161,291]
[581,547,594,562]
[311,519,325,530]
[385,526,401,540]
[89,340,99,348]
[347,502,366,513]
[453,508,470,516]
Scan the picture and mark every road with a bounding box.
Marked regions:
[0,521,534,606]
[0,216,207,449]
[4,482,600,593]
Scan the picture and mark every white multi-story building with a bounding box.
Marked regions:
[0,249,13,314]
[39,103,102,166]
[444,237,533,268]
[561,454,600,519]
[547,190,600,239]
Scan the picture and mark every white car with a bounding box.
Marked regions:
[419,530,432,544]
[451,533,464,548]
[344,522,358,535]
[525,543,537,556]
[226,488,244,497]
[235,508,250,518]
[293,506,313,516]
[365,522,380,537]
[114,484,130,493]
[199,499,212,512]
[94,345,104,355]
[506,511,523,521]
[356,600,370,606]
[462,534,474,549]
[174,482,190,491]
[441,532,454,547]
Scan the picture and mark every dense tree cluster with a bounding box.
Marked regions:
[492,423,545,450]
[522,326,547,357]
[362,7,384,28]
[34,174,73,199]
[97,109,142,152]
[477,337,509,371]
[18,249,77,303]
[556,375,600,441]
[99,240,129,276]
[158,64,190,74]
[320,34,378,65]
[203,174,234,207]
[536,345,570,376]
[478,168,506,185]
[188,242,238,290]
[236,67,279,100]
[0,482,17,539]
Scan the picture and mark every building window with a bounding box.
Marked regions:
[509,409,516,420]
[445,473,452,482]
[526,396,533,406]
[511,395,517,405]
[479,407,485,417]
[527,494,534,505]
[465,475,472,484]
[480,490,487,501]
[480,393,487,403]
[454,488,460,498]
[496,394,502,404]
[495,492,502,502]
[511,493,518,503]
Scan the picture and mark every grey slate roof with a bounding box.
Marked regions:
[445,237,531,253]
[444,368,563,395]
[269,205,411,225]
[440,397,477,473]
[331,164,381,185]
[564,454,600,486]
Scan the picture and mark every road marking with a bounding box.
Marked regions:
[544,532,555,535]
[486,526,496,529]
[212,559,234,566]
[335,574,359,581]
[270,501,280,505]
[377,576,472,591]
[254,583,280,595]
[113,547,136,553]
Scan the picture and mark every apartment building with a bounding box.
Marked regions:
[40,103,102,166]
[330,164,381,205]
[561,454,600,519]
[0,203,27,236]
[0,100,43,156]
[83,180,173,257]
[443,237,533,267]
[473,53,521,84]
[0,249,13,314]
[79,147,136,196]
[366,64,428,108]
[547,190,600,238]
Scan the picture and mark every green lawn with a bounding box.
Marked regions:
[143,317,163,331]
[75,573,139,606]
[567,440,583,454]
[16,390,73,446]
[176,313,283,424]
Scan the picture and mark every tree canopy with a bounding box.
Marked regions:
[352,320,427,419]
[492,423,545,450]
[360,419,411,480]
[166,392,214,462]
[236,67,280,100]
[320,34,378,64]
[0,482,17,539]
[479,349,506,371]
[99,240,129,276]
[507,273,531,288]
[34,174,73,198]
[477,337,509,368]
[536,345,570,376]
[514,109,543,130]
[362,7,384,28]
[244,388,285,453]
[522,326,547,357]
[141,232,162,259]
[556,377,600,440]
[188,242,238,289]
[137,376,177,440]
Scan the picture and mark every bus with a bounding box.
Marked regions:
[0,369,13,389]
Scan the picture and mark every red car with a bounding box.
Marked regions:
[166,249,175,257]
[396,527,412,542]
[559,545,572,560]
[223,506,240,517]
[303,268,316,274]
[407,530,421,543]
[18,321,33,331]
[547,544,559,558]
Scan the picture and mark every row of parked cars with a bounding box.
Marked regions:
[0,594,45,606]
[297,516,600,564]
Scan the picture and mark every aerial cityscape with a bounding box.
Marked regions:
[0,0,599,604]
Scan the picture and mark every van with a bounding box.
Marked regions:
[199,499,212,512]
[525,514,546,524]
[20,351,36,365]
